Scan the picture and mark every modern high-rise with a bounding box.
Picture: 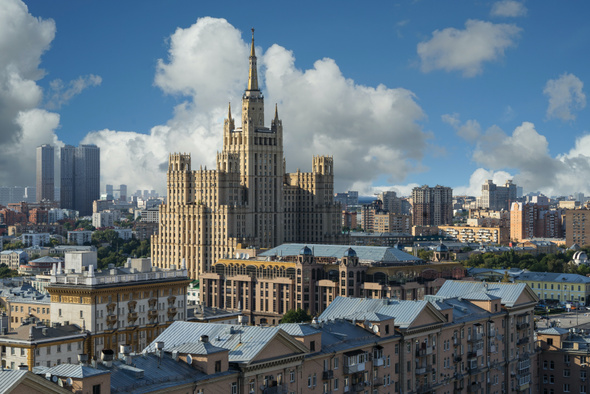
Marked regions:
[478,179,517,211]
[36,144,54,202]
[411,184,453,226]
[510,201,564,242]
[152,31,342,279]
[60,144,100,216]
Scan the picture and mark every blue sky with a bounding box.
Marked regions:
[1,0,589,197]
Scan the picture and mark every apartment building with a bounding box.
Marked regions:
[0,322,87,370]
[538,327,590,394]
[412,185,453,227]
[200,244,465,325]
[45,252,190,357]
[565,209,590,247]
[152,32,342,280]
[438,225,510,245]
[515,272,590,305]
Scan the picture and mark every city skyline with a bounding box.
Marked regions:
[1,1,589,197]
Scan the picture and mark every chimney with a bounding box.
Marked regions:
[200,335,209,343]
[101,349,114,367]
[78,354,88,365]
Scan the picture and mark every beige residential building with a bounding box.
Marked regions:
[565,208,590,246]
[152,31,341,279]
[45,252,190,358]
[438,225,510,245]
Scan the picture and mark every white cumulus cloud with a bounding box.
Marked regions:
[442,113,482,142]
[544,73,586,122]
[417,19,521,77]
[490,1,528,18]
[0,0,63,186]
[84,17,430,192]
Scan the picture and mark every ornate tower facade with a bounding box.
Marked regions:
[152,30,342,279]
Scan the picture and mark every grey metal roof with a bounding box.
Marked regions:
[428,297,492,324]
[144,321,301,364]
[435,280,531,307]
[0,369,28,393]
[318,297,436,329]
[278,323,321,337]
[42,364,108,378]
[260,243,422,263]
[537,327,569,335]
[169,341,227,355]
[516,271,590,284]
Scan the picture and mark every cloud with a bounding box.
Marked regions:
[543,73,586,122]
[45,74,102,109]
[84,17,430,193]
[453,168,515,196]
[0,0,62,186]
[490,1,528,18]
[417,19,521,77]
[462,121,590,196]
[442,113,481,142]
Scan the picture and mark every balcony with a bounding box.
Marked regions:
[351,382,369,392]
[517,322,529,330]
[106,315,117,324]
[322,370,334,380]
[127,312,139,322]
[416,347,433,357]
[416,384,434,394]
[454,355,463,362]
[453,337,460,346]
[167,307,178,319]
[344,362,366,374]
[415,365,432,375]
[374,357,384,367]
[454,381,464,390]
[467,383,481,393]
[261,384,288,394]
[468,333,483,343]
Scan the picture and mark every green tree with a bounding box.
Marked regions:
[501,271,510,282]
[280,308,313,323]
[417,250,433,261]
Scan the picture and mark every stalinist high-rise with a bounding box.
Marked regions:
[152,30,342,279]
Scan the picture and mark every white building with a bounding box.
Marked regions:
[22,233,51,247]
[113,228,132,240]
[92,210,121,228]
[67,231,93,245]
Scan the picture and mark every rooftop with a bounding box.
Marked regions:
[260,243,423,264]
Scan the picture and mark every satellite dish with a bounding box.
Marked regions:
[186,354,193,364]
[58,378,64,387]
[66,378,73,386]
[52,375,58,383]
[373,325,379,333]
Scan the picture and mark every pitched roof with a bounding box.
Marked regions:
[144,321,307,364]
[169,341,227,355]
[516,271,590,284]
[537,327,569,335]
[318,297,445,329]
[435,280,535,307]
[39,364,109,378]
[0,369,28,393]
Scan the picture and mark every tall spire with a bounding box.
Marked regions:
[247,28,259,92]
[228,102,232,120]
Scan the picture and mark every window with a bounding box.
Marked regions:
[564,383,570,392]
[334,378,339,390]
[215,360,221,372]
[92,384,101,394]
[310,341,316,352]
[334,358,339,369]
[564,369,571,377]
[249,379,255,394]
[550,375,555,384]
[231,382,238,394]
[550,360,555,369]
[290,370,295,382]
[308,375,312,388]
[543,360,548,369]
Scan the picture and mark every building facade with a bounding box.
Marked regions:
[438,225,510,245]
[511,202,564,243]
[412,185,453,227]
[60,144,100,217]
[45,253,190,358]
[565,208,590,247]
[152,32,342,279]
[200,244,464,325]
[36,144,54,202]
[478,179,517,211]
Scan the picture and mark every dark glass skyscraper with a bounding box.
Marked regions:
[60,144,100,216]
[36,144,54,202]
